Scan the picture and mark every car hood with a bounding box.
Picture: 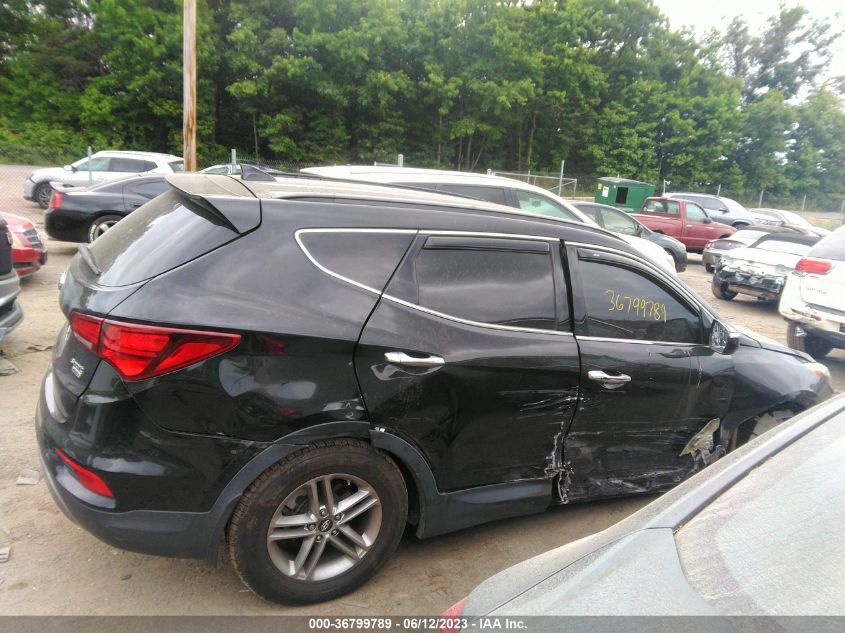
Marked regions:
[732,323,811,359]
[0,212,35,232]
[721,246,803,270]
[31,167,76,182]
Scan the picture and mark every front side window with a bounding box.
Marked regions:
[414,237,559,331]
[576,255,701,343]
[515,191,579,221]
[575,204,602,225]
[685,202,708,222]
[75,157,112,171]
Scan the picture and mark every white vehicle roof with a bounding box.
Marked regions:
[87,150,183,161]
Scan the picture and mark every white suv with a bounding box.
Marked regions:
[779,226,845,358]
[24,150,184,208]
[303,165,676,274]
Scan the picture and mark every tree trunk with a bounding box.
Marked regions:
[525,106,538,172]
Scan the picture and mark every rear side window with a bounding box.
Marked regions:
[89,190,242,287]
[644,199,680,215]
[412,237,558,331]
[128,179,169,199]
[515,191,579,221]
[576,204,602,224]
[436,184,508,206]
[111,158,148,172]
[809,227,845,262]
[169,161,185,172]
[576,252,701,343]
[297,231,415,291]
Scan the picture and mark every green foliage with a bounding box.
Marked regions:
[0,0,843,208]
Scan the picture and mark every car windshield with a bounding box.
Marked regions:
[751,239,811,256]
[808,226,845,262]
[779,210,811,227]
[675,412,845,615]
[720,197,748,215]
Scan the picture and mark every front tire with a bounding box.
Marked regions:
[711,280,737,300]
[732,409,795,448]
[87,214,123,242]
[228,439,408,605]
[787,322,833,359]
[33,182,52,209]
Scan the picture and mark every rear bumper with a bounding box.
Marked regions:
[714,269,785,300]
[35,368,302,561]
[702,250,721,267]
[779,275,845,348]
[45,208,97,243]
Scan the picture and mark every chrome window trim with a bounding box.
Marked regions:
[295,228,573,338]
[577,335,701,347]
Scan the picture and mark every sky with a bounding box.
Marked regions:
[654,0,845,82]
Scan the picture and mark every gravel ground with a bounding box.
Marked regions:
[0,164,842,615]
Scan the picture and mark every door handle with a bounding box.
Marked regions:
[384,351,445,368]
[588,370,631,388]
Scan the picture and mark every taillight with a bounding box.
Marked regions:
[705,241,716,249]
[49,191,64,209]
[795,258,833,275]
[55,448,114,498]
[70,312,240,380]
[440,597,467,633]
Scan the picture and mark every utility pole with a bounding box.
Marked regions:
[758,188,765,208]
[183,0,197,171]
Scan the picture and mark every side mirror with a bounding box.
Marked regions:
[710,320,740,354]
[718,207,728,213]
[63,165,74,172]
[703,217,712,224]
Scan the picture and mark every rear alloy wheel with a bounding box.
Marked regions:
[711,280,737,300]
[228,439,407,605]
[787,322,833,359]
[33,182,53,209]
[87,214,123,243]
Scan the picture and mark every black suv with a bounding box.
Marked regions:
[37,175,832,604]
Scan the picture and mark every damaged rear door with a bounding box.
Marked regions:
[354,233,580,492]
[564,245,729,501]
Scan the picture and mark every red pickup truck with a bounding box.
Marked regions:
[633,197,735,252]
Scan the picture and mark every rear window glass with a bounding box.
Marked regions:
[436,184,508,206]
[809,227,845,262]
[89,190,240,287]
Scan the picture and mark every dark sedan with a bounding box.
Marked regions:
[572,201,687,272]
[45,175,170,243]
[450,393,845,618]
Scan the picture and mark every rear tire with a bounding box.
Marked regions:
[228,439,408,605]
[87,214,123,243]
[711,281,737,300]
[786,322,832,359]
[33,182,52,209]
[705,263,715,273]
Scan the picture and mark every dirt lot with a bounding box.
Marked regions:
[1,164,842,615]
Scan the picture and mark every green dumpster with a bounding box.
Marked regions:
[595,177,655,212]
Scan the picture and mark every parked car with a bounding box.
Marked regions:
[780,226,845,359]
[0,216,23,341]
[302,165,677,274]
[448,394,845,618]
[751,207,815,229]
[24,150,183,209]
[703,227,782,272]
[0,212,48,277]
[712,233,819,302]
[45,175,170,243]
[572,200,687,272]
[634,196,736,251]
[666,192,755,228]
[37,174,832,605]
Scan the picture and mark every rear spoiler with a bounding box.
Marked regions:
[165,174,261,233]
